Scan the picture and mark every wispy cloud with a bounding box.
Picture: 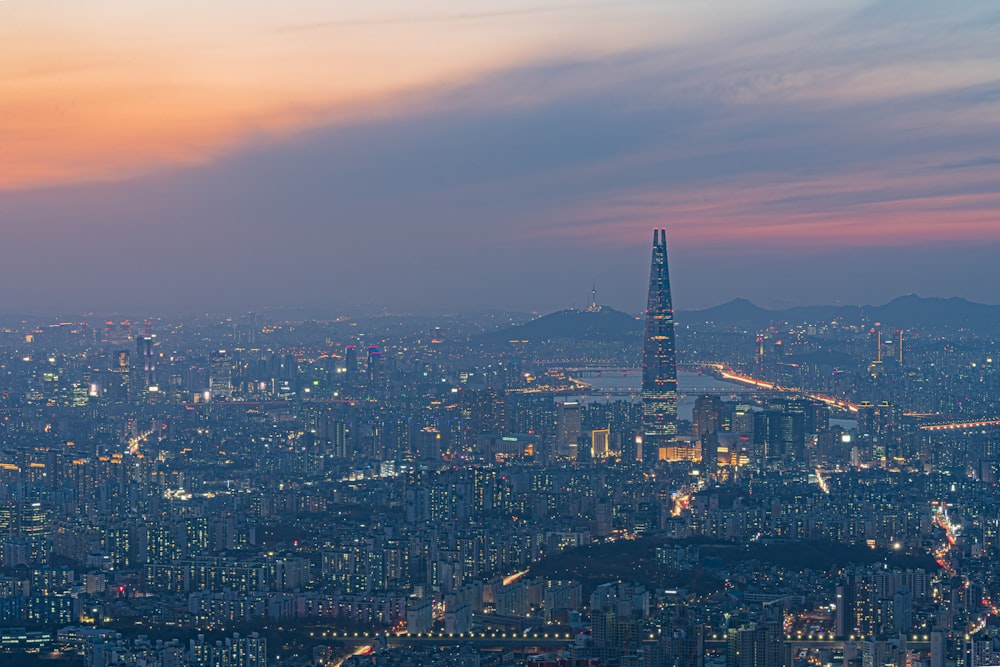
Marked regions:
[274,2,622,32]
[938,157,1000,170]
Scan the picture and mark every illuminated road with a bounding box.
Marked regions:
[126,429,154,456]
[931,504,959,578]
[920,419,1000,431]
[696,364,1000,429]
[814,469,831,495]
[706,364,859,413]
[931,503,997,636]
[704,637,931,650]
[672,488,695,517]
[550,365,999,431]
[321,629,936,654]
[318,630,575,648]
[330,644,373,666]
[502,569,530,586]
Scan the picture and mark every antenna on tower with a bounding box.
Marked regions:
[587,281,600,312]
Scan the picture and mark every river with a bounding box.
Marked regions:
[565,369,747,421]
[568,369,856,429]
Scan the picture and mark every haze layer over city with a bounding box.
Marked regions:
[2,2,1000,667]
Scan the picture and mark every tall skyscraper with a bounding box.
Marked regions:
[344,345,358,375]
[209,350,233,400]
[136,334,157,396]
[693,394,725,437]
[367,345,383,385]
[642,228,677,458]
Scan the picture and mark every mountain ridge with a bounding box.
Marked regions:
[474,305,641,344]
[680,294,1000,332]
[475,295,1000,344]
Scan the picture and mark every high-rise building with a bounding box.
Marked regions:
[754,408,805,466]
[109,349,131,403]
[857,401,902,465]
[591,427,611,459]
[208,351,233,400]
[642,228,678,459]
[367,346,383,385]
[693,394,725,437]
[556,400,582,458]
[344,345,358,375]
[136,334,157,398]
[727,616,784,667]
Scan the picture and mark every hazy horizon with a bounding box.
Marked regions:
[1,291,996,324]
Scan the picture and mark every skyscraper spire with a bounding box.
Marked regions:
[641,228,677,462]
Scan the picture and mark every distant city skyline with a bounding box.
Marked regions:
[1,284,998,321]
[1,1,998,313]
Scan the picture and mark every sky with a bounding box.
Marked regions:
[1,0,998,316]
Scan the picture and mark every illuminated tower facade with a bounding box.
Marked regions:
[641,228,677,457]
[136,334,157,397]
[209,350,233,400]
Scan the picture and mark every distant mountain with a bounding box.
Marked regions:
[680,295,1000,334]
[474,294,1000,346]
[685,298,770,323]
[474,306,642,344]
[872,294,1000,331]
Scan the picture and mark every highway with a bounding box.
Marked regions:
[317,629,576,648]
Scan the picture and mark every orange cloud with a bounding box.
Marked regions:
[0,1,684,191]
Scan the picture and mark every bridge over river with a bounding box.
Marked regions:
[321,629,933,651]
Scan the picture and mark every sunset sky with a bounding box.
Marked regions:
[1,0,998,315]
